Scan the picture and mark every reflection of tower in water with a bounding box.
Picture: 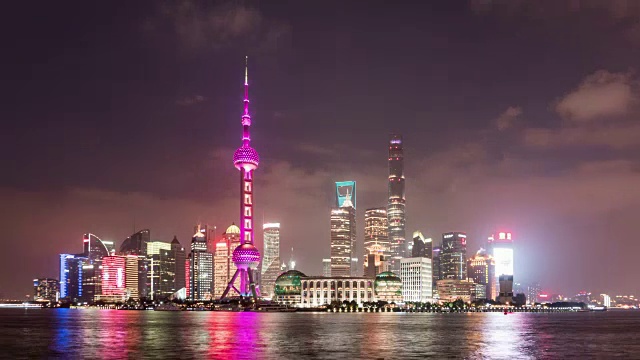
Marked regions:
[220,57,260,302]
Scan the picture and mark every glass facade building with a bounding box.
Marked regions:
[261,223,281,299]
[441,232,467,280]
[387,134,406,270]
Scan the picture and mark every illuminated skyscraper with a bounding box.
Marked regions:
[261,223,281,299]
[170,236,186,293]
[189,225,213,300]
[125,255,139,299]
[83,233,112,259]
[400,257,433,302]
[336,181,356,209]
[214,224,240,298]
[101,256,126,296]
[467,248,496,300]
[330,191,356,277]
[33,278,59,303]
[147,241,172,300]
[387,134,406,270]
[120,229,151,299]
[364,207,388,259]
[441,232,467,280]
[488,232,514,278]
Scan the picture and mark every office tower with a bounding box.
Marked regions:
[488,231,514,279]
[330,191,356,277]
[601,294,611,307]
[441,232,467,280]
[189,225,213,300]
[83,233,112,259]
[387,134,406,270]
[59,254,78,300]
[193,224,217,255]
[102,256,126,296]
[322,258,331,277]
[400,257,432,302]
[80,259,102,303]
[33,278,59,302]
[364,207,388,260]
[432,246,441,283]
[120,229,150,256]
[261,223,281,299]
[184,258,190,299]
[467,248,496,300]
[120,229,151,299]
[214,224,241,298]
[125,255,139,300]
[335,181,356,209]
[364,243,388,278]
[411,231,426,257]
[146,241,172,300]
[220,58,261,302]
[170,236,186,293]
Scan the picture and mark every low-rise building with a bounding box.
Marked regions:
[436,279,476,303]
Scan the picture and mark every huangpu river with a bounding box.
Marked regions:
[1,308,639,359]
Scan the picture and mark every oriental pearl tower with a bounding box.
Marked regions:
[220,57,260,302]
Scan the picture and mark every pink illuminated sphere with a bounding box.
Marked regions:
[233,145,260,171]
[232,243,260,270]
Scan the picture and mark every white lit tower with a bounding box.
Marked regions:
[220,57,260,302]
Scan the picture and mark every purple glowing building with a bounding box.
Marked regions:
[220,57,261,302]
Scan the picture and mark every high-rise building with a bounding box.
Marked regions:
[124,255,139,300]
[168,236,186,294]
[33,278,59,303]
[102,256,126,296]
[120,229,150,256]
[120,229,151,299]
[432,245,442,285]
[335,181,356,209]
[261,223,281,299]
[193,224,217,256]
[488,232,514,278]
[467,248,496,300]
[411,231,427,257]
[146,241,172,300]
[189,225,213,300]
[441,232,467,280]
[220,58,261,302]
[330,193,356,277]
[363,243,389,278]
[83,233,112,260]
[59,254,78,300]
[364,208,388,260]
[322,258,331,277]
[214,224,241,298]
[400,257,433,303]
[387,134,406,270]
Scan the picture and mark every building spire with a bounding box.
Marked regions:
[242,56,251,145]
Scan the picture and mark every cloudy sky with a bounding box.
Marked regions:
[2,0,640,298]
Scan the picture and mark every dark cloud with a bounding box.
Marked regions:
[176,94,206,106]
[145,0,290,53]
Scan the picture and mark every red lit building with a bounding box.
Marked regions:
[102,256,126,296]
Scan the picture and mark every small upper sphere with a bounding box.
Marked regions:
[233,145,260,171]
[232,243,261,270]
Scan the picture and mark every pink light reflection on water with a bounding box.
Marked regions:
[207,312,264,358]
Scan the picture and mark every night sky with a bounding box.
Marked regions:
[2,0,640,299]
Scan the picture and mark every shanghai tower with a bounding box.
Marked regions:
[387,134,406,270]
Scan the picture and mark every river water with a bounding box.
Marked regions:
[0,308,638,359]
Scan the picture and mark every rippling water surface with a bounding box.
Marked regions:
[1,309,639,359]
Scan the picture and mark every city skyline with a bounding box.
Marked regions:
[3,1,640,298]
